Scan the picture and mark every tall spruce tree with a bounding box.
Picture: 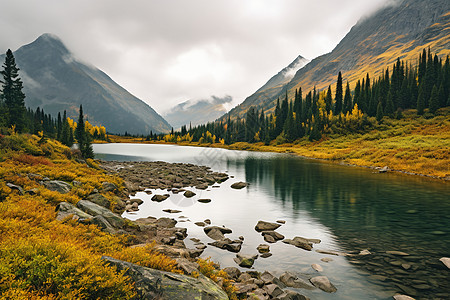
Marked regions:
[343,82,352,113]
[334,72,343,114]
[429,85,439,114]
[0,49,26,132]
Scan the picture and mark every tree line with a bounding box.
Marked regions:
[154,49,449,145]
[0,49,105,158]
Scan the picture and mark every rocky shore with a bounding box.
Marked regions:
[10,159,443,299]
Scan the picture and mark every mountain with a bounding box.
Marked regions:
[163,96,231,130]
[226,0,450,119]
[2,34,171,134]
[225,55,308,119]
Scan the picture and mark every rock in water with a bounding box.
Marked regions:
[310,276,337,293]
[279,272,315,289]
[183,190,196,198]
[311,263,323,272]
[439,257,450,269]
[151,194,170,202]
[255,220,281,232]
[393,295,416,300]
[231,182,248,189]
[102,256,228,299]
[234,254,258,268]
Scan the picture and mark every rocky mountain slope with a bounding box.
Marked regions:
[226,0,450,118]
[164,96,231,130]
[2,34,171,134]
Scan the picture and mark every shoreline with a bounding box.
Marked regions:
[96,139,450,182]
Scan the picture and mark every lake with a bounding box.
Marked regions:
[94,143,450,300]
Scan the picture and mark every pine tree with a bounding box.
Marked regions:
[325,85,332,113]
[429,85,439,114]
[376,101,384,122]
[385,91,395,117]
[417,84,425,115]
[0,49,26,132]
[334,72,343,114]
[343,82,352,113]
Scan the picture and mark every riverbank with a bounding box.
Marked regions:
[107,111,450,180]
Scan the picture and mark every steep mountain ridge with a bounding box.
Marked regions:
[225,0,450,119]
[2,34,171,134]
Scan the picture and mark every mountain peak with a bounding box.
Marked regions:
[19,33,71,57]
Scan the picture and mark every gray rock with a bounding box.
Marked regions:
[25,188,39,195]
[260,253,272,258]
[257,244,270,253]
[102,181,118,192]
[234,253,258,268]
[238,273,252,282]
[264,235,276,243]
[195,222,206,227]
[6,183,24,195]
[311,263,323,272]
[198,198,211,203]
[280,272,315,289]
[252,288,269,300]
[196,183,208,190]
[162,209,182,214]
[225,243,242,253]
[282,237,314,251]
[183,190,196,198]
[43,180,72,194]
[156,217,177,228]
[277,290,310,300]
[231,181,248,189]
[255,220,281,232]
[86,193,110,208]
[262,230,285,241]
[264,284,283,298]
[76,200,126,229]
[310,276,337,293]
[90,215,116,234]
[204,219,211,225]
[223,267,241,279]
[151,194,170,202]
[175,258,199,275]
[130,198,144,205]
[321,257,334,263]
[393,295,416,300]
[260,271,275,284]
[439,257,450,269]
[234,282,258,294]
[204,226,232,240]
[55,201,93,221]
[102,256,228,299]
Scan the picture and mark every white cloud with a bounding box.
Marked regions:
[0,0,390,113]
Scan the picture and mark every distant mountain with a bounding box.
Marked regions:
[224,55,308,119]
[1,34,171,134]
[164,96,231,129]
[225,0,450,119]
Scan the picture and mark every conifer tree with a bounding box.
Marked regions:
[385,91,395,117]
[325,85,332,113]
[417,84,425,115]
[0,49,26,132]
[376,101,384,122]
[334,72,343,114]
[343,82,352,113]
[429,85,439,114]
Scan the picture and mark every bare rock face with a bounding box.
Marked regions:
[102,256,228,299]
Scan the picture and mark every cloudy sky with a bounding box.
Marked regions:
[0,0,389,114]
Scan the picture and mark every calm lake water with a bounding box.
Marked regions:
[94,143,450,300]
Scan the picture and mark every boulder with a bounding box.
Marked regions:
[280,272,315,289]
[130,198,144,205]
[310,276,337,293]
[234,254,258,268]
[234,282,258,294]
[102,181,118,192]
[195,222,206,227]
[156,217,177,228]
[261,230,284,241]
[90,215,116,234]
[264,284,283,298]
[264,235,276,243]
[223,267,241,279]
[55,201,93,221]
[86,193,110,208]
[257,244,270,253]
[204,226,232,240]
[196,184,208,190]
[151,194,170,202]
[393,295,416,300]
[76,200,126,229]
[260,253,272,258]
[175,258,199,275]
[198,199,211,203]
[260,271,276,285]
[277,290,310,300]
[225,243,242,253]
[231,181,248,189]
[255,220,281,232]
[102,256,228,299]
[311,263,323,272]
[43,180,71,194]
[183,190,196,198]
[204,219,211,225]
[282,237,314,251]
[162,209,182,214]
[439,257,450,269]
[6,183,24,195]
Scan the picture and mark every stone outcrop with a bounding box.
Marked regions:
[76,200,126,229]
[102,256,228,300]
[43,180,72,194]
[55,201,93,221]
